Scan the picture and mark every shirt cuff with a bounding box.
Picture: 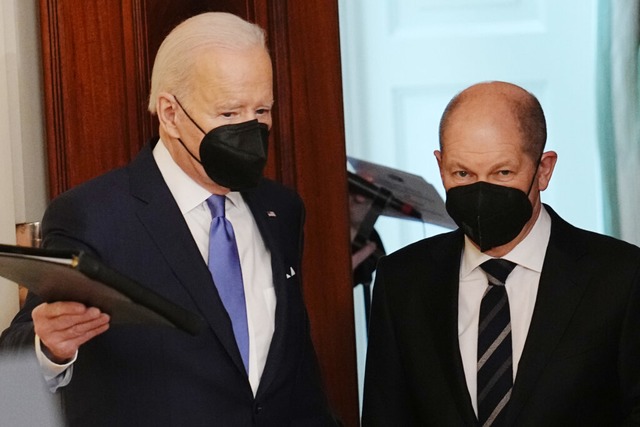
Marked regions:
[35,334,76,391]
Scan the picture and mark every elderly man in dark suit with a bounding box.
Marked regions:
[362,81,640,426]
[0,12,336,426]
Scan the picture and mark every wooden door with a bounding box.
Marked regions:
[39,0,358,425]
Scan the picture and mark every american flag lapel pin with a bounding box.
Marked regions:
[266,210,277,217]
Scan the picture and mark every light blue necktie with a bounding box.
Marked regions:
[206,195,249,372]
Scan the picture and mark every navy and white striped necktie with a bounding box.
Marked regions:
[477,258,517,426]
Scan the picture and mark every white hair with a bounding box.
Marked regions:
[148,12,267,114]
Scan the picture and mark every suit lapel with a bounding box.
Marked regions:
[428,232,478,425]
[505,207,590,424]
[128,142,247,376]
[240,188,290,396]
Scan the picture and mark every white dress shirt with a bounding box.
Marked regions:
[38,140,276,396]
[458,206,551,415]
[153,139,275,395]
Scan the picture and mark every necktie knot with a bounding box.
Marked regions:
[207,194,226,219]
[480,258,516,286]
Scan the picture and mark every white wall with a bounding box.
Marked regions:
[0,0,48,330]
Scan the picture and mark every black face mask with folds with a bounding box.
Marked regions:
[445,181,533,252]
[175,97,269,191]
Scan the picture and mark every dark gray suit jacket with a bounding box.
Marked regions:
[0,139,336,427]
[362,206,640,426]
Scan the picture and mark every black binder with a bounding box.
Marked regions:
[0,244,203,335]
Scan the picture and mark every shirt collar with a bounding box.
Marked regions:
[225,191,243,212]
[153,139,243,214]
[460,205,552,278]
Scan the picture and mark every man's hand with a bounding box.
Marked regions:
[33,302,110,363]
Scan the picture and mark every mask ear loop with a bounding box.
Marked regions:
[173,96,207,134]
[525,151,544,196]
[172,95,206,164]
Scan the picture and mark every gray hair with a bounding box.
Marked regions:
[148,12,267,114]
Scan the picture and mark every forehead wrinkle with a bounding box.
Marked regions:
[187,44,272,99]
[443,139,526,169]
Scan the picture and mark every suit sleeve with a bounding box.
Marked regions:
[0,292,39,351]
[618,257,640,425]
[361,257,419,426]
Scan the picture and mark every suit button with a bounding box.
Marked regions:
[254,404,263,414]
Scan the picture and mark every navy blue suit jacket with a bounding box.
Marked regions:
[0,140,336,426]
[362,206,640,426]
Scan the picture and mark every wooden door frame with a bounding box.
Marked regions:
[257,2,359,424]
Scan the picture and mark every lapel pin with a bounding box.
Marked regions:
[267,211,277,217]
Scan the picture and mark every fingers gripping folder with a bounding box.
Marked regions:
[0,244,203,335]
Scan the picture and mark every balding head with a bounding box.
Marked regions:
[439,81,547,163]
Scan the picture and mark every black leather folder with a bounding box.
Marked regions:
[0,244,203,335]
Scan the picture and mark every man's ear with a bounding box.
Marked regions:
[536,151,558,191]
[434,150,445,180]
[157,93,180,139]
